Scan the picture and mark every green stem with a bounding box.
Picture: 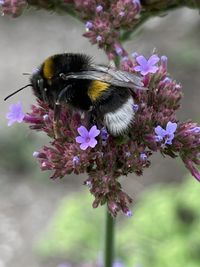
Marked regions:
[104,209,115,267]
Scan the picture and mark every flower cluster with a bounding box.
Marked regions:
[7,53,200,216]
[0,0,26,17]
[74,0,142,58]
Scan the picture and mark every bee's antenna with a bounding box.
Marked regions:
[4,84,32,101]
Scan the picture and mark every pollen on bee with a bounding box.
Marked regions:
[88,80,109,101]
[43,57,54,80]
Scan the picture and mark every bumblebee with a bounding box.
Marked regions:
[4,53,144,137]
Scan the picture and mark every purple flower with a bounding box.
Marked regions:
[76,125,100,150]
[155,121,177,145]
[72,156,80,165]
[162,77,172,84]
[96,35,102,42]
[85,180,92,188]
[126,210,133,217]
[132,0,140,5]
[6,102,25,126]
[100,127,109,141]
[161,55,168,70]
[121,56,128,62]
[134,55,160,76]
[96,5,103,12]
[140,153,147,161]
[114,44,123,55]
[119,11,125,17]
[125,152,131,157]
[132,104,139,112]
[85,21,93,29]
[188,127,200,133]
[43,114,49,122]
[131,51,138,58]
[33,151,39,158]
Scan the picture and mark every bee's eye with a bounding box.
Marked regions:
[37,79,44,90]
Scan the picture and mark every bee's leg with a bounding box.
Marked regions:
[88,111,96,126]
[53,85,73,139]
[88,107,102,130]
[56,84,73,105]
[53,104,61,139]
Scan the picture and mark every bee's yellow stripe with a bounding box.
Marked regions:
[43,57,54,80]
[88,80,109,101]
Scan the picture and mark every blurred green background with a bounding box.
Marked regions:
[0,6,200,267]
[36,177,200,267]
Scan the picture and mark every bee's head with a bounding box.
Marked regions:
[31,66,54,102]
[30,60,71,108]
[3,66,50,104]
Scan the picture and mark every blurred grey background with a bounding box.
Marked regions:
[0,6,200,267]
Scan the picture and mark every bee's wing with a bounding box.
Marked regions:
[60,65,146,90]
[90,64,143,86]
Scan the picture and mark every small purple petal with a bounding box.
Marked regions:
[189,127,200,133]
[148,66,159,74]
[140,69,151,76]
[135,55,147,66]
[155,126,166,137]
[73,156,80,165]
[161,55,168,70]
[131,52,138,58]
[85,21,93,29]
[6,102,25,126]
[132,104,139,112]
[85,180,92,188]
[125,152,131,157]
[33,151,39,157]
[115,45,123,55]
[80,142,89,150]
[96,5,103,12]
[126,210,133,217]
[162,77,172,84]
[77,126,89,138]
[88,138,97,148]
[119,11,125,17]
[154,135,163,142]
[166,122,177,134]
[96,35,102,42]
[43,114,49,121]
[132,0,140,5]
[165,134,174,145]
[100,127,109,140]
[140,153,147,161]
[75,136,85,144]
[134,66,143,72]
[147,55,160,66]
[89,125,100,138]
[121,56,128,62]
